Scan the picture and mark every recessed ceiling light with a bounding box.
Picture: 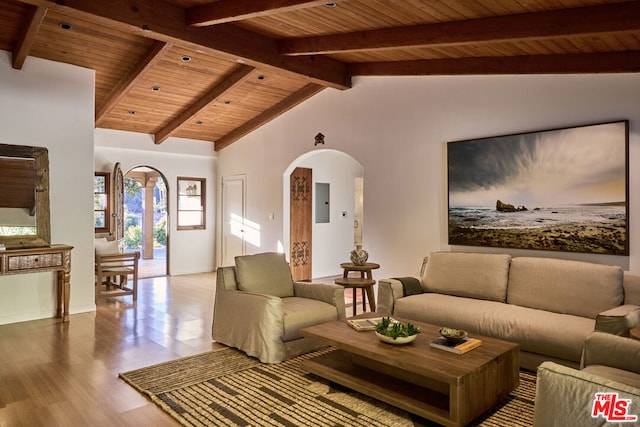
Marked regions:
[181,55,191,62]
[195,120,203,125]
[257,75,265,80]
[224,100,232,105]
[58,22,72,30]
[151,86,161,91]
[127,110,136,115]
[325,2,337,7]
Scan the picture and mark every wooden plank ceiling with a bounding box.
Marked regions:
[1,0,639,151]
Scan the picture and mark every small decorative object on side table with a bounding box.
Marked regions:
[630,328,640,341]
[350,245,369,265]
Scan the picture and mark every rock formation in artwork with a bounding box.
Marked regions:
[496,200,528,212]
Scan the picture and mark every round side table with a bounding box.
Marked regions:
[336,262,380,316]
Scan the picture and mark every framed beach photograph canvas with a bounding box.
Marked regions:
[447,121,629,255]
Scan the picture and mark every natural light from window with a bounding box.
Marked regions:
[230,213,261,248]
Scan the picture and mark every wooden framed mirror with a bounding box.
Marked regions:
[0,143,51,248]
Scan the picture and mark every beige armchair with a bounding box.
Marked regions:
[212,252,346,363]
[533,332,640,426]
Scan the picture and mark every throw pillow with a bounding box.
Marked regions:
[235,252,294,298]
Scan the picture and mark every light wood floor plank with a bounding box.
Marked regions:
[0,273,220,427]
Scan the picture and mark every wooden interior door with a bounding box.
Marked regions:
[112,162,124,240]
[290,167,312,281]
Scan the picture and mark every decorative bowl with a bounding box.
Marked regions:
[439,327,467,343]
[374,317,420,345]
[375,332,417,345]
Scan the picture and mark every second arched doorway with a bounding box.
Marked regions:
[283,149,364,280]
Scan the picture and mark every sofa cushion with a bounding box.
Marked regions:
[394,293,594,362]
[235,252,294,297]
[507,257,623,318]
[282,297,337,341]
[421,251,512,302]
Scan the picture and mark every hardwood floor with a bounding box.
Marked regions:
[0,273,221,427]
[0,272,369,427]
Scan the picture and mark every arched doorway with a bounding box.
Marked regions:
[283,149,364,279]
[124,166,169,278]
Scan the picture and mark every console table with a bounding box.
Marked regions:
[0,244,73,322]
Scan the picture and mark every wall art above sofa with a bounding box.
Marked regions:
[447,120,629,255]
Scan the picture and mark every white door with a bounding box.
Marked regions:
[221,175,246,266]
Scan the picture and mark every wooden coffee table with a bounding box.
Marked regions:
[300,316,519,427]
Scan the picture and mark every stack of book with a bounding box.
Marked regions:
[429,336,482,354]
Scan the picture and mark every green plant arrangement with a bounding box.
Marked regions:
[374,317,421,340]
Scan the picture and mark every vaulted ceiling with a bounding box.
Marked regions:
[1,0,639,151]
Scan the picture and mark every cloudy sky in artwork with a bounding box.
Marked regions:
[448,121,627,208]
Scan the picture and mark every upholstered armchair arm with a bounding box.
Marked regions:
[533,361,640,427]
[377,278,406,316]
[595,304,640,336]
[581,332,640,374]
[212,287,285,363]
[293,282,346,319]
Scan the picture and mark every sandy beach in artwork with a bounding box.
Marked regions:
[448,220,627,254]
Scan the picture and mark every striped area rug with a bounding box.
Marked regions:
[119,347,536,426]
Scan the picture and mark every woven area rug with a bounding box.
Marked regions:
[119,347,536,426]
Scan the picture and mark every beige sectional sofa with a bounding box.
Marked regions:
[377,251,640,371]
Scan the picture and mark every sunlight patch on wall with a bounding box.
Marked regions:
[230,213,261,248]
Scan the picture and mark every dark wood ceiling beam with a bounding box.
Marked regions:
[280,1,640,55]
[96,41,171,127]
[215,83,324,150]
[348,51,640,76]
[155,65,257,145]
[12,6,47,70]
[14,0,350,90]
[187,0,328,27]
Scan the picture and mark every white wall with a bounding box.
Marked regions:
[94,129,217,275]
[217,74,640,279]
[0,52,95,324]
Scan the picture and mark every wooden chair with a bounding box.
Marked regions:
[95,251,140,301]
